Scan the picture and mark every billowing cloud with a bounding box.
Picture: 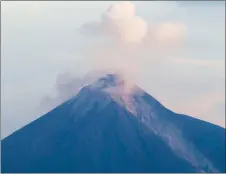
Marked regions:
[78,1,187,86]
[81,1,186,46]
[101,1,148,43]
[81,1,148,43]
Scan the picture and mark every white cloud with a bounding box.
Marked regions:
[81,1,148,43]
[81,1,186,47]
[101,1,148,43]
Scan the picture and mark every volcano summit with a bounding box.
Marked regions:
[2,73,225,173]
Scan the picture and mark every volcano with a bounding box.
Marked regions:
[1,73,225,173]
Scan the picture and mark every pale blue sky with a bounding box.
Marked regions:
[1,1,225,138]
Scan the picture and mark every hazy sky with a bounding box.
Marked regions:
[1,1,225,138]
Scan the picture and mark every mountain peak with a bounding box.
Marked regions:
[80,72,137,115]
[2,71,225,173]
[91,72,128,89]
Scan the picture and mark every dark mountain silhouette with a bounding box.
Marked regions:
[2,74,225,173]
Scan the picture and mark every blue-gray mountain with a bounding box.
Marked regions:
[2,74,225,173]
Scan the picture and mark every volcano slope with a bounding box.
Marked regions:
[2,74,225,173]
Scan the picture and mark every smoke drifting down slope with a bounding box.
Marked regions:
[40,70,139,114]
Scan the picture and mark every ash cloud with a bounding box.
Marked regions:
[80,1,148,44]
[79,1,187,76]
[81,1,186,46]
[40,1,187,113]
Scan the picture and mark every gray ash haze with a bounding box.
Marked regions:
[1,1,225,138]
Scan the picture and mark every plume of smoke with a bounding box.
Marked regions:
[81,1,186,46]
[101,1,148,43]
[79,1,186,102]
[80,1,187,74]
[80,1,148,44]
[40,1,187,113]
